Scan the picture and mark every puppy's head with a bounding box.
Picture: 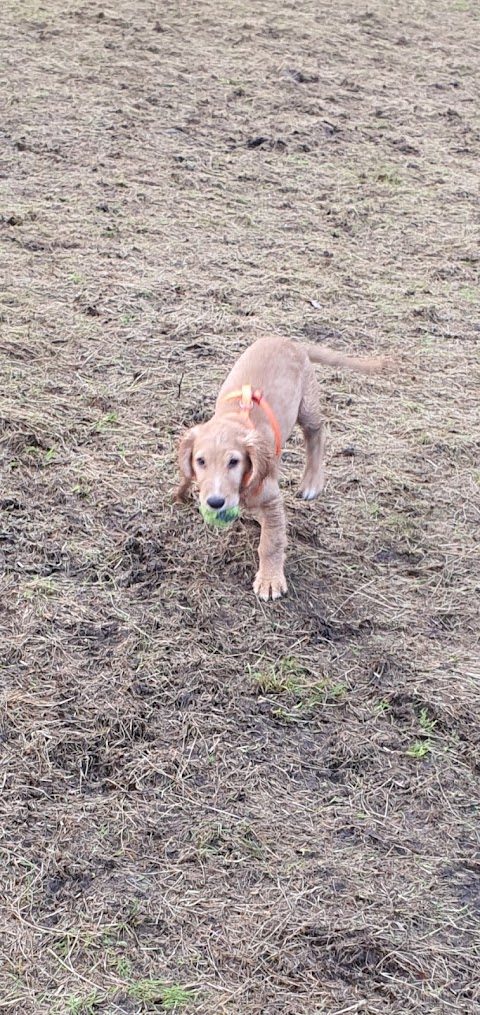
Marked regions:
[175,419,273,509]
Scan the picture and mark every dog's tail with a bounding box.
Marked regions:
[303,343,391,375]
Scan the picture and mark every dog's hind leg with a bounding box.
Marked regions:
[297,367,326,500]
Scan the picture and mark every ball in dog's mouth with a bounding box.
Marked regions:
[199,504,240,528]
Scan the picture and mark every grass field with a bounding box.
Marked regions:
[1,1,479,1013]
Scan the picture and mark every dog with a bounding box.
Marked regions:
[175,335,389,601]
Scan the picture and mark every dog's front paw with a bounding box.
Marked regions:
[253,570,287,602]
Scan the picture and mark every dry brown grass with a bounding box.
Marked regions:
[1,0,480,1012]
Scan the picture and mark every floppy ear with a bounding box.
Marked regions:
[174,427,199,501]
[243,432,274,493]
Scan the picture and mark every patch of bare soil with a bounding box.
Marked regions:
[1,1,479,1013]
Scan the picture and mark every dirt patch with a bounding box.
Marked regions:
[1,0,479,1013]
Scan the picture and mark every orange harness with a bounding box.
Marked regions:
[221,384,282,493]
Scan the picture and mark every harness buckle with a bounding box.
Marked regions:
[239,384,254,411]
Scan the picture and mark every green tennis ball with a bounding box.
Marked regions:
[200,504,240,528]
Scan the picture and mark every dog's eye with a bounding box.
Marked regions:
[196,456,206,468]
[228,457,240,469]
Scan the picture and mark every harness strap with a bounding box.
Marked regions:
[220,385,282,495]
[221,385,282,457]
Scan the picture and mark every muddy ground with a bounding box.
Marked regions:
[1,1,479,1013]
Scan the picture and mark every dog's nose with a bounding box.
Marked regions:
[206,496,225,510]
